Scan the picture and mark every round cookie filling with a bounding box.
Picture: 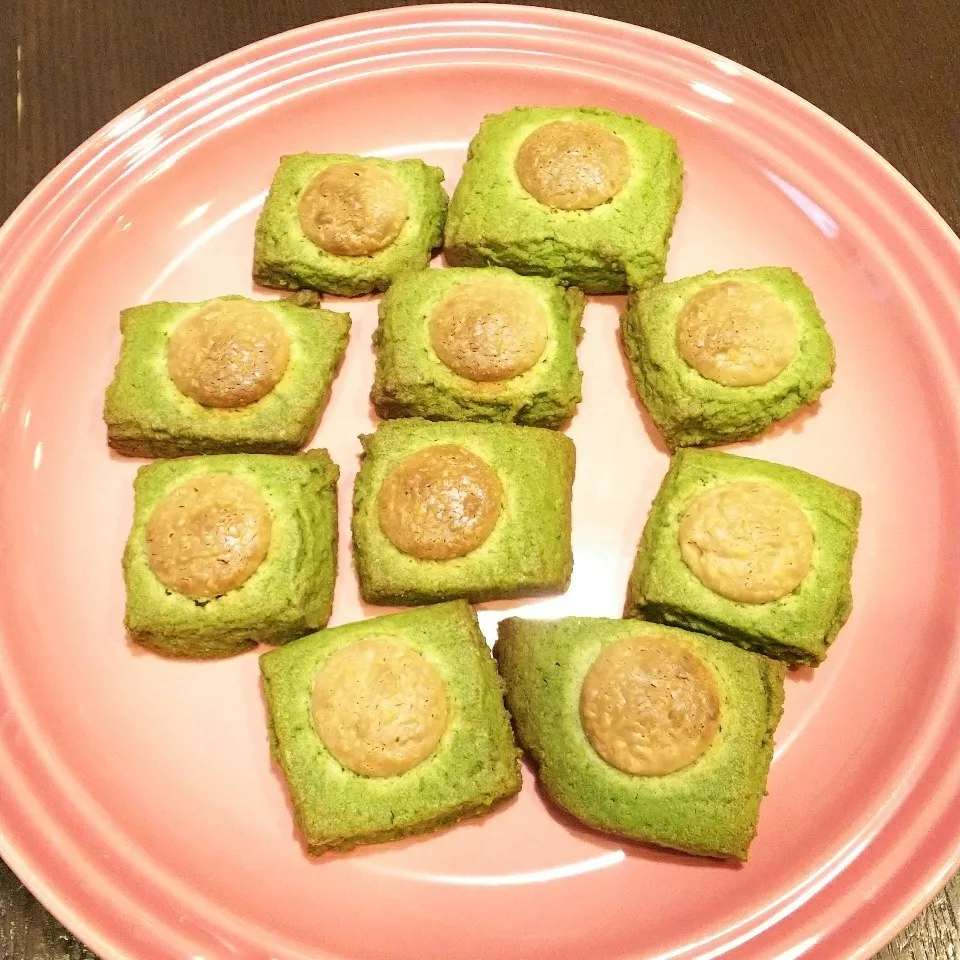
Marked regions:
[145,474,272,599]
[514,120,631,211]
[377,444,503,561]
[676,282,798,387]
[679,480,814,604]
[312,637,449,777]
[429,278,549,382]
[298,161,409,256]
[580,635,721,776]
[167,300,290,408]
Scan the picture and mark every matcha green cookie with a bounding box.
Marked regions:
[352,418,575,605]
[444,106,683,293]
[372,267,584,426]
[123,450,338,658]
[620,267,835,448]
[104,295,350,458]
[626,449,861,665]
[495,616,785,860]
[260,600,521,853]
[253,154,448,296]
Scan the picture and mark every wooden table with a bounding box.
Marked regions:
[1,1,957,957]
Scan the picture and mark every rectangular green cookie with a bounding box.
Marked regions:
[124,451,338,658]
[625,449,861,665]
[260,601,522,853]
[253,153,448,296]
[352,418,575,605]
[104,295,350,458]
[495,616,785,861]
[620,267,835,448]
[372,267,584,427]
[444,106,683,293]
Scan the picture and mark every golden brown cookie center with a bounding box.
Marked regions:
[580,635,721,776]
[145,474,272,599]
[429,279,549,383]
[515,120,630,211]
[167,300,290,408]
[377,444,503,561]
[679,480,814,604]
[676,282,798,387]
[312,637,449,777]
[298,161,409,256]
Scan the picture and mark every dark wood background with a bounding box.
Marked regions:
[1,1,957,957]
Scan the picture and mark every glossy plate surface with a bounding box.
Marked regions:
[1,5,959,959]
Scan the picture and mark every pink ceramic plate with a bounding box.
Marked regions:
[1,5,959,959]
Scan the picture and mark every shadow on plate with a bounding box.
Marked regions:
[727,397,824,452]
[786,664,817,684]
[478,592,569,615]
[612,324,671,456]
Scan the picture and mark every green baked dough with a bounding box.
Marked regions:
[260,600,521,853]
[352,418,575,605]
[104,295,350,458]
[372,267,584,426]
[620,267,835,448]
[253,153,448,296]
[625,449,861,665]
[444,106,683,293]
[495,616,785,860]
[123,450,338,658]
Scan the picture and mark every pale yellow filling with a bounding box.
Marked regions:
[676,282,798,387]
[167,299,290,408]
[679,480,814,603]
[298,161,408,256]
[146,474,271,598]
[430,279,548,383]
[580,635,721,776]
[377,444,503,561]
[312,638,449,777]
[515,120,630,211]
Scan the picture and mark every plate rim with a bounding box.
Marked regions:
[1,5,959,959]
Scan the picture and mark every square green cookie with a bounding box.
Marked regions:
[620,267,835,448]
[123,451,338,659]
[495,616,785,860]
[444,106,683,293]
[352,418,575,605]
[253,153,448,296]
[104,295,350,458]
[625,449,861,665]
[260,601,522,853]
[372,267,584,427]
